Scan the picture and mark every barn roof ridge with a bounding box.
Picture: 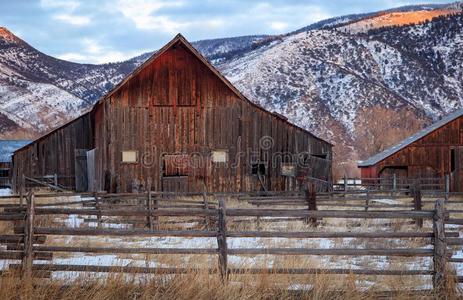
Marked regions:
[14,33,332,155]
[97,33,332,145]
[358,108,463,167]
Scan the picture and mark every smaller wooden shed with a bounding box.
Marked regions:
[358,109,463,191]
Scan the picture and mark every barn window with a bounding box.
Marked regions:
[0,169,8,177]
[163,154,189,177]
[281,163,296,177]
[251,162,267,176]
[212,150,228,163]
[122,151,138,163]
[451,148,456,173]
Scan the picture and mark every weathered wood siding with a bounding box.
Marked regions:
[360,116,463,191]
[12,114,93,189]
[94,41,332,193]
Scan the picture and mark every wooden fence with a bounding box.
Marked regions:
[334,175,448,193]
[1,189,462,296]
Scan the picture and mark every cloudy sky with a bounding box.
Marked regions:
[0,0,453,64]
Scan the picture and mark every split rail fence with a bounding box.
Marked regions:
[1,188,463,296]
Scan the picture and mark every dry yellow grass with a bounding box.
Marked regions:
[0,270,457,300]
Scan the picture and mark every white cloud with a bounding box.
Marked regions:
[58,38,148,64]
[53,13,91,26]
[270,21,288,32]
[115,0,189,33]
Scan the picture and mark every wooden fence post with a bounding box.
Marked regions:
[343,174,348,194]
[94,193,102,228]
[392,174,397,196]
[433,199,447,296]
[53,173,58,188]
[217,198,228,282]
[365,188,370,212]
[305,184,317,225]
[22,191,35,279]
[444,174,450,202]
[146,178,153,230]
[202,181,211,229]
[413,182,423,228]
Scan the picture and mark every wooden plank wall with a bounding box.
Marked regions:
[369,116,463,191]
[94,41,332,193]
[12,114,93,189]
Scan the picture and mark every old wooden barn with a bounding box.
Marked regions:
[12,34,332,193]
[358,109,463,191]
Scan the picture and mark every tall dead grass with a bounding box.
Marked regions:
[0,270,452,300]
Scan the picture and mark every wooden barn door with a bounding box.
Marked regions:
[161,154,189,192]
[74,149,88,192]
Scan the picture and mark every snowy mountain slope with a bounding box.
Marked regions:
[216,12,463,169]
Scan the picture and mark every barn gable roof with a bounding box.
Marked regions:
[98,34,332,146]
[14,34,332,155]
[358,108,463,167]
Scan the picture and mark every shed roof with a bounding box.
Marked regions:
[0,140,31,163]
[358,108,463,167]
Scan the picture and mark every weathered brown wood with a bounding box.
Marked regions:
[0,251,52,260]
[92,193,101,228]
[228,248,433,256]
[147,179,153,230]
[0,214,25,221]
[227,231,439,239]
[13,207,218,217]
[9,264,207,274]
[305,183,317,225]
[225,209,434,219]
[445,218,463,225]
[0,235,46,244]
[365,188,370,211]
[16,227,217,237]
[433,199,447,295]
[229,268,433,276]
[217,198,228,281]
[22,192,34,279]
[446,238,463,245]
[7,245,218,255]
[413,182,423,228]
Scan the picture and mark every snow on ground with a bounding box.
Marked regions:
[0,188,12,196]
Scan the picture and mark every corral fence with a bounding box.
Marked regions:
[334,175,449,194]
[1,188,463,297]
